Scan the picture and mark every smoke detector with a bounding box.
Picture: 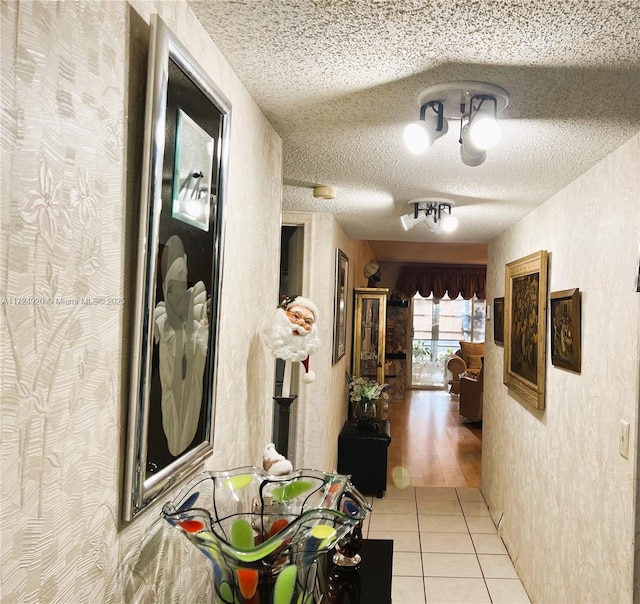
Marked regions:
[313,185,336,199]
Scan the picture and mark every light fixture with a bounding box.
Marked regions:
[400,199,459,234]
[404,81,509,166]
[403,100,449,154]
[460,124,487,167]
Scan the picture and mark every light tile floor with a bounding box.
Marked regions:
[362,485,531,604]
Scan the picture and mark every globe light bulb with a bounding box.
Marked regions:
[403,122,431,154]
[460,124,487,167]
[468,110,501,150]
[440,212,459,233]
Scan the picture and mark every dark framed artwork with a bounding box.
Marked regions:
[550,288,581,372]
[493,297,504,345]
[503,251,549,410]
[124,15,231,520]
[332,248,349,364]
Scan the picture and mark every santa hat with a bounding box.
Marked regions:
[301,355,315,383]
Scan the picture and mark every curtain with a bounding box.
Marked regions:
[395,264,486,300]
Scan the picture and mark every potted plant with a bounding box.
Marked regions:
[347,374,388,430]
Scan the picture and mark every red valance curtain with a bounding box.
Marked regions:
[395,264,486,300]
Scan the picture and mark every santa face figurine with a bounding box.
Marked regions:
[262,295,321,383]
[284,304,316,335]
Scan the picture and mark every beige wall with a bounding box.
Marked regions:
[1,1,284,601]
[482,133,640,603]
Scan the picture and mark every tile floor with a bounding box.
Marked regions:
[362,484,531,604]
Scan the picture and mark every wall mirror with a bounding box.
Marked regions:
[124,15,231,520]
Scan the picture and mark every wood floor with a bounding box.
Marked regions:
[385,389,482,488]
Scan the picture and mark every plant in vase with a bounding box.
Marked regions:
[347,374,388,430]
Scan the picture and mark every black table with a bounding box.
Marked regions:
[337,420,391,497]
[319,539,394,603]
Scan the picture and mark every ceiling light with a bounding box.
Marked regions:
[403,122,430,154]
[400,211,427,231]
[460,124,487,167]
[404,81,509,166]
[403,101,449,154]
[467,98,501,150]
[439,212,459,233]
[401,199,458,234]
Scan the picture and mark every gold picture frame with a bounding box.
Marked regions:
[504,251,549,410]
[550,288,581,372]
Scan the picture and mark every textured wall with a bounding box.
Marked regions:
[1,1,282,601]
[482,133,640,603]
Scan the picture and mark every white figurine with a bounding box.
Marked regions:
[262,443,293,476]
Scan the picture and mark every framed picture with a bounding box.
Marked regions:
[123,15,231,521]
[503,251,549,410]
[550,288,581,372]
[493,297,504,345]
[332,249,349,364]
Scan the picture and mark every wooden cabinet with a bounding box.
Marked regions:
[352,287,389,386]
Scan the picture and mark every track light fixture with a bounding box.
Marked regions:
[403,81,509,166]
[400,199,459,234]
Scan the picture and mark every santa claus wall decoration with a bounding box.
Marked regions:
[262,295,321,396]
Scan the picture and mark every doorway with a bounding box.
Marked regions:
[409,293,486,389]
[272,225,304,458]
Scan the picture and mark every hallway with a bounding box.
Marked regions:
[362,390,531,603]
[386,390,482,488]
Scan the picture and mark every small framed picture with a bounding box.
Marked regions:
[493,297,504,345]
[332,248,349,363]
[549,288,581,373]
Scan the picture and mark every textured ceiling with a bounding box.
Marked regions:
[188,0,640,254]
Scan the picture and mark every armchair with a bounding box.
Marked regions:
[459,363,483,422]
[445,353,466,394]
[445,341,485,394]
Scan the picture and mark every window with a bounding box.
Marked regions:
[411,294,485,387]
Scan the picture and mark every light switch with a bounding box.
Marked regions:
[619,420,630,459]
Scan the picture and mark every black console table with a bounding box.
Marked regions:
[337,420,391,498]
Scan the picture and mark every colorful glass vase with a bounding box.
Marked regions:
[162,466,371,603]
